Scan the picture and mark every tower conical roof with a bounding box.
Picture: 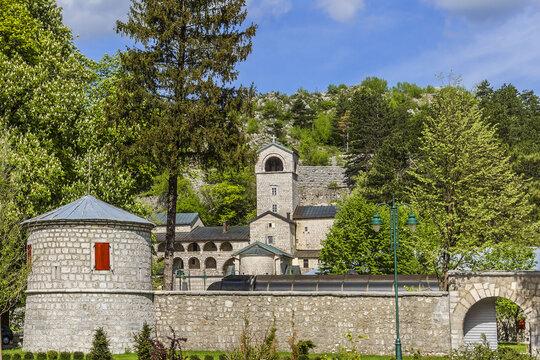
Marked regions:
[22,195,153,227]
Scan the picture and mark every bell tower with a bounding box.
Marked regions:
[255,141,299,218]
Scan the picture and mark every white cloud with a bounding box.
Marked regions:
[380,10,540,91]
[246,0,292,18]
[316,0,365,23]
[425,0,540,22]
[57,0,131,40]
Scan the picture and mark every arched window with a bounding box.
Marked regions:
[222,258,235,275]
[205,257,217,269]
[157,243,166,252]
[188,243,200,252]
[220,242,233,251]
[203,242,217,252]
[188,257,200,269]
[174,243,184,252]
[173,257,184,270]
[265,157,283,172]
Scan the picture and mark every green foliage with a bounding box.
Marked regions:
[46,351,58,360]
[313,113,333,144]
[88,328,112,360]
[291,98,315,128]
[320,190,421,274]
[450,336,532,359]
[228,318,279,360]
[12,355,21,360]
[113,0,256,290]
[203,356,213,360]
[189,356,200,360]
[23,353,34,360]
[134,322,153,360]
[408,86,536,290]
[246,118,259,134]
[496,298,525,343]
[3,354,11,360]
[36,353,46,360]
[218,355,227,360]
[59,352,70,360]
[148,328,186,360]
[72,353,84,360]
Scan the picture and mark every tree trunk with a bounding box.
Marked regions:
[162,172,178,291]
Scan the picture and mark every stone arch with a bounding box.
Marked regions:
[205,257,217,269]
[264,156,283,172]
[450,278,537,351]
[203,242,217,252]
[222,258,235,275]
[188,257,200,269]
[174,243,184,252]
[220,242,233,251]
[187,242,200,252]
[157,243,165,252]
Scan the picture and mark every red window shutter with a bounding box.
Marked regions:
[27,244,32,266]
[95,243,110,270]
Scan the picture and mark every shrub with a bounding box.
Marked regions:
[73,352,84,360]
[88,327,112,360]
[133,322,153,360]
[47,351,58,360]
[204,355,213,360]
[190,356,200,360]
[24,352,35,360]
[36,353,47,360]
[218,354,227,360]
[59,352,71,360]
[148,328,186,360]
[13,354,22,360]
[4,354,12,360]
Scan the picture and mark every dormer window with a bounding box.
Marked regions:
[265,157,283,172]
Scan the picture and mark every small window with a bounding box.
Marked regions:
[267,235,274,245]
[271,186,277,196]
[95,243,110,271]
[303,259,309,268]
[304,227,308,232]
[268,222,274,228]
[272,204,277,213]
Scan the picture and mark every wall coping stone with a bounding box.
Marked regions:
[27,289,155,295]
[154,290,448,297]
[448,270,540,277]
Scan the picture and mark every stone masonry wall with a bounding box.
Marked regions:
[295,218,334,250]
[24,291,154,353]
[297,166,349,206]
[154,291,451,356]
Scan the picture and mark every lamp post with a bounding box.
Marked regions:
[370,194,419,360]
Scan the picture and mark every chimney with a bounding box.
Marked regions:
[286,212,290,220]
[222,221,227,233]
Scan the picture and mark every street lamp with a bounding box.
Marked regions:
[370,194,419,360]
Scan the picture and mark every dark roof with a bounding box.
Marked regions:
[248,211,295,224]
[22,195,153,227]
[293,206,337,219]
[294,250,320,258]
[256,142,298,155]
[233,241,293,257]
[151,213,202,227]
[155,226,249,242]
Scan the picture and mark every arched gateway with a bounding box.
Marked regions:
[448,271,540,352]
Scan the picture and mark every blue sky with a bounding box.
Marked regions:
[58,0,540,94]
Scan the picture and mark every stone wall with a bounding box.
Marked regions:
[297,166,349,206]
[250,215,295,254]
[154,291,451,356]
[24,290,154,353]
[295,218,334,250]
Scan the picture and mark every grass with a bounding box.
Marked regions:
[2,349,448,360]
[499,341,528,354]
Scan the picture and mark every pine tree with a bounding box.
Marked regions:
[133,322,153,360]
[408,86,535,290]
[88,328,113,360]
[113,0,256,289]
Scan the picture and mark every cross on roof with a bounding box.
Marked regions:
[272,135,276,143]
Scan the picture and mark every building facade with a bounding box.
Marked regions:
[155,142,344,283]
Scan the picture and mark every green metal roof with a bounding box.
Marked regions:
[233,241,293,258]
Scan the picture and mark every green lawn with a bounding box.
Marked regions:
[2,349,447,360]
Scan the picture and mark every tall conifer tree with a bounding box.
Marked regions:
[114,0,256,289]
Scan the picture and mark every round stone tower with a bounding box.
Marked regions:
[22,195,155,353]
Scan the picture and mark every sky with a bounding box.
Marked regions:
[58,0,540,95]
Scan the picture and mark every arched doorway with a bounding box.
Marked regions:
[188,243,200,252]
[464,297,498,349]
[172,257,184,271]
[174,243,184,252]
[222,258,235,275]
[220,242,233,251]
